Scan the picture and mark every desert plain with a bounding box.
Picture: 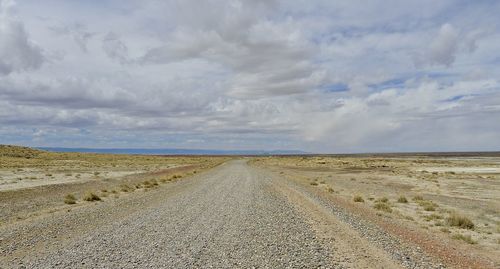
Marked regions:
[0,145,499,268]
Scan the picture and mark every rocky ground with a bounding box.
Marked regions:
[1,158,497,268]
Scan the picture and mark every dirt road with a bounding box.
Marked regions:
[1,160,443,268]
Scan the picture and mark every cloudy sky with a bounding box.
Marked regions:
[1,0,499,153]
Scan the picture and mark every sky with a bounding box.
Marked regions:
[1,0,500,153]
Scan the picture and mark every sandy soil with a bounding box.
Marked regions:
[252,154,500,267]
[2,160,447,268]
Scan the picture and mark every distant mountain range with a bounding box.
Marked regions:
[37,147,308,156]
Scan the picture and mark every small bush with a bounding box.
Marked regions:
[83,192,101,202]
[446,214,474,230]
[452,234,477,244]
[423,213,443,221]
[93,172,100,176]
[326,186,334,193]
[377,197,389,203]
[397,196,408,203]
[423,204,436,211]
[374,202,392,213]
[143,179,158,188]
[310,181,318,186]
[413,195,424,201]
[120,184,133,192]
[64,194,77,204]
[417,200,438,211]
[353,195,364,202]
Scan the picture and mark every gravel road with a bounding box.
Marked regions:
[1,160,437,268]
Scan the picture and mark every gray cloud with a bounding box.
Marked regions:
[49,23,95,53]
[0,2,43,75]
[1,0,499,152]
[102,32,130,64]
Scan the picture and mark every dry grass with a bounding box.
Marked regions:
[397,196,408,203]
[417,200,438,211]
[83,192,101,202]
[446,213,475,230]
[452,234,477,244]
[423,213,443,221]
[63,194,77,204]
[353,195,364,202]
[413,195,424,201]
[376,197,389,203]
[373,202,392,213]
[120,184,133,192]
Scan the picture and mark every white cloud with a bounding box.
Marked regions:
[0,0,499,152]
[0,0,43,75]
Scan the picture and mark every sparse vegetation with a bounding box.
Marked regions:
[423,213,443,221]
[310,181,318,186]
[397,196,408,203]
[353,195,364,202]
[83,192,101,202]
[446,213,475,230]
[413,195,424,201]
[376,197,389,203]
[120,184,133,192]
[374,202,392,213]
[452,234,477,244]
[63,194,77,204]
[417,200,438,211]
[440,227,450,233]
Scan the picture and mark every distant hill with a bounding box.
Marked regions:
[37,147,308,156]
[0,145,44,158]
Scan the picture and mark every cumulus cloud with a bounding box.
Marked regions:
[413,23,487,68]
[1,0,499,152]
[0,0,43,75]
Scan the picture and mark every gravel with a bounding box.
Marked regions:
[5,160,333,268]
[1,159,450,269]
[280,179,446,269]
